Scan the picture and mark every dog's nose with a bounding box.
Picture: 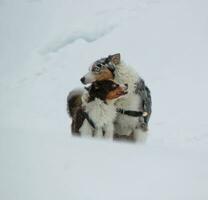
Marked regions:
[80,77,85,84]
[124,83,128,89]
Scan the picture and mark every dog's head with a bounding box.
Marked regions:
[85,80,128,101]
[80,53,121,85]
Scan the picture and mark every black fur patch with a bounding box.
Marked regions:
[87,80,119,102]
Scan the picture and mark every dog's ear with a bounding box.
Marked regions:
[109,53,120,65]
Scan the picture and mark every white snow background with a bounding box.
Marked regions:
[0,0,208,199]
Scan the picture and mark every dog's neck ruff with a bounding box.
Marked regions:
[87,96,107,104]
[82,98,112,130]
[114,61,140,95]
[83,98,117,129]
[113,61,144,116]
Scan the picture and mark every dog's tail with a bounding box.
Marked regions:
[67,88,84,118]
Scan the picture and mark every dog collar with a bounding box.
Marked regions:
[116,108,147,117]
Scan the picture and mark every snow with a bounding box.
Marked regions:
[0,0,208,199]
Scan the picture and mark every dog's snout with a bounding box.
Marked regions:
[124,83,128,89]
[80,77,85,84]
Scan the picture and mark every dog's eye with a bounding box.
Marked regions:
[93,66,101,72]
[112,84,117,88]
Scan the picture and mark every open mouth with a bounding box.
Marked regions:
[117,90,128,96]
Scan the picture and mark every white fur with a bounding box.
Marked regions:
[79,97,117,139]
[113,61,143,136]
[83,71,96,84]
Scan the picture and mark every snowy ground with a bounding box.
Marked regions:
[1,0,208,199]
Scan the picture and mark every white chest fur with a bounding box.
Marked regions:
[86,99,116,126]
[79,98,117,138]
[114,62,142,109]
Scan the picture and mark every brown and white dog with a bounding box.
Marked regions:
[80,53,152,140]
[67,80,131,138]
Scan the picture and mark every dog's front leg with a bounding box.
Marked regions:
[79,120,94,137]
[103,124,114,138]
[94,128,103,138]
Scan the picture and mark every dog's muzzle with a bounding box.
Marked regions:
[80,72,95,85]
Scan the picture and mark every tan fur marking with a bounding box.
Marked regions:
[94,68,113,81]
[106,87,125,100]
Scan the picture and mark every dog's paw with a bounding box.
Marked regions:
[140,123,149,132]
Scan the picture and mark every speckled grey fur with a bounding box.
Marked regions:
[135,79,152,129]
